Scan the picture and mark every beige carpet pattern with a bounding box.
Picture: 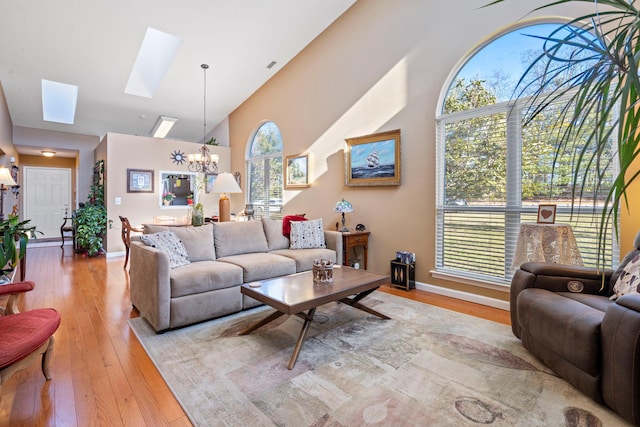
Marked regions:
[129,292,630,426]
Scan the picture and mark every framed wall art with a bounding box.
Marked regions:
[127,169,154,193]
[537,204,557,224]
[285,154,310,189]
[344,129,401,186]
[205,173,217,193]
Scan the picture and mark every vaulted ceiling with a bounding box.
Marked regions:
[0,0,356,149]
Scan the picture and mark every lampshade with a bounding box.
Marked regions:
[211,172,242,194]
[0,166,17,186]
[211,172,242,223]
[333,198,354,213]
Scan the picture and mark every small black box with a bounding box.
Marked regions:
[390,260,415,291]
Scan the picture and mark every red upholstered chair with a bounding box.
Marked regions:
[0,281,61,388]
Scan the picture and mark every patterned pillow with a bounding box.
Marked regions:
[140,231,190,269]
[290,219,325,249]
[611,254,640,300]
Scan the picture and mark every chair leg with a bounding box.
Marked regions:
[124,245,130,269]
[41,336,55,381]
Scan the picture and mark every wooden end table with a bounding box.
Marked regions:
[239,267,389,369]
[341,230,370,269]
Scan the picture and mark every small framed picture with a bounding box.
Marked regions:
[205,173,217,193]
[537,204,557,224]
[285,154,310,189]
[127,169,154,193]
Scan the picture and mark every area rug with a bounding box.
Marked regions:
[129,292,630,426]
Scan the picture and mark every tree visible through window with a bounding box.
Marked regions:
[436,22,617,284]
[246,122,283,219]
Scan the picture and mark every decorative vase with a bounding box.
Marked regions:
[163,199,171,206]
[192,204,204,226]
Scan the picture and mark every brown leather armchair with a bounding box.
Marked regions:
[511,231,640,426]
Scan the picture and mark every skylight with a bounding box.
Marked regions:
[41,79,78,124]
[124,27,183,98]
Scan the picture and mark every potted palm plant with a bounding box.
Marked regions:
[488,0,640,264]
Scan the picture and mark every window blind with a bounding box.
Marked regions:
[435,98,618,285]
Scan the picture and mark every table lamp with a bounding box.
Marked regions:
[0,166,17,221]
[211,172,242,222]
[334,198,354,232]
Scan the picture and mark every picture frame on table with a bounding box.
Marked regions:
[284,154,310,189]
[127,169,154,193]
[344,129,401,186]
[537,204,557,224]
[205,173,217,193]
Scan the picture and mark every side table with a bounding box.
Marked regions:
[341,230,370,269]
[390,260,415,291]
[512,223,583,269]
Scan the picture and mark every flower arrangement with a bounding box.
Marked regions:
[162,192,176,202]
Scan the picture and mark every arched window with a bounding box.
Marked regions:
[246,121,283,219]
[435,22,617,285]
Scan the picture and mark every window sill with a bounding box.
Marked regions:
[430,270,510,293]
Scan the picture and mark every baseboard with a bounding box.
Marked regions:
[106,251,125,259]
[415,282,510,311]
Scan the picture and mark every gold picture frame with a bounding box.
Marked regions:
[344,129,401,186]
[285,154,310,189]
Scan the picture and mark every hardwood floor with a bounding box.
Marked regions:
[0,245,510,426]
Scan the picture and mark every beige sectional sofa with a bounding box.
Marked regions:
[129,218,342,332]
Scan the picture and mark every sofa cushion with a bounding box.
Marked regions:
[217,253,296,282]
[518,288,604,376]
[556,292,614,312]
[611,253,640,300]
[271,248,337,272]
[143,224,215,261]
[290,218,325,249]
[170,260,244,298]
[214,221,269,257]
[262,218,289,251]
[140,231,190,269]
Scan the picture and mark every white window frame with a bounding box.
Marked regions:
[435,97,618,285]
[245,122,283,219]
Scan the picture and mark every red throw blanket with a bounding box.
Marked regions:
[282,215,307,238]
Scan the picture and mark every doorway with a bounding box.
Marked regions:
[24,167,72,239]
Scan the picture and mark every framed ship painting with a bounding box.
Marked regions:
[344,129,401,186]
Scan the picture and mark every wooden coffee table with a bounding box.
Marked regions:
[239,266,390,369]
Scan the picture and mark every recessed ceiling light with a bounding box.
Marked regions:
[125,28,183,98]
[41,80,78,124]
[41,151,56,157]
[151,116,178,138]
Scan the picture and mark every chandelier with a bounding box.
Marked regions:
[188,64,219,174]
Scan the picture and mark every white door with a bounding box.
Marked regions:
[24,167,72,239]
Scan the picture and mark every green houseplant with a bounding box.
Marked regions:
[488,0,640,264]
[75,160,107,257]
[0,215,40,273]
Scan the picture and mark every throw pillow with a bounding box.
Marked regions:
[290,218,325,249]
[282,215,307,238]
[611,253,640,300]
[140,231,190,269]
